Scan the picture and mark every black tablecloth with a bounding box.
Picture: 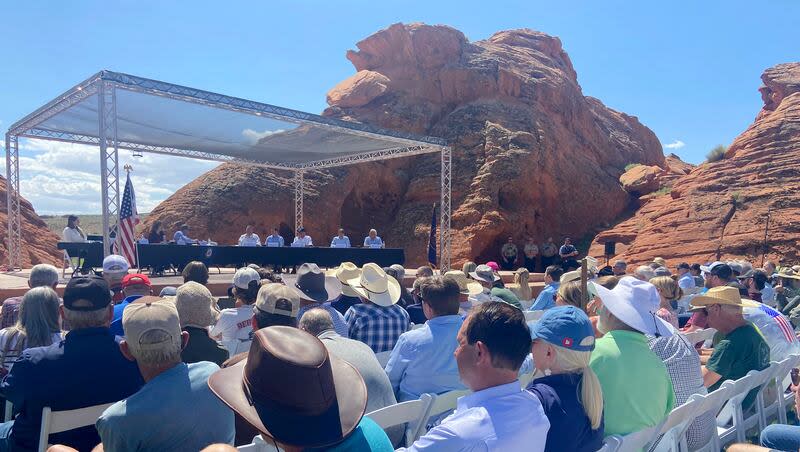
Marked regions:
[58,242,405,270]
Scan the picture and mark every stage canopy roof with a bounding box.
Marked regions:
[7,70,447,169]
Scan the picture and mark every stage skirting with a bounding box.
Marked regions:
[58,242,405,270]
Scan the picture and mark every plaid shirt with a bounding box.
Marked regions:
[345,303,409,353]
[648,334,716,450]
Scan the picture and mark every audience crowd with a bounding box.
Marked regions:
[0,247,799,451]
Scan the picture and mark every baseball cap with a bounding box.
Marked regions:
[122,299,182,355]
[63,276,112,311]
[233,267,261,290]
[700,261,733,278]
[102,254,129,274]
[121,273,152,289]
[530,306,595,352]
[254,283,301,318]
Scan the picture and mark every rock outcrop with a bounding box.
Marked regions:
[147,23,664,267]
[590,62,800,268]
[0,176,63,267]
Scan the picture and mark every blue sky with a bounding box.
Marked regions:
[2,0,798,214]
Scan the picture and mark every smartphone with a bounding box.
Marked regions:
[791,368,799,386]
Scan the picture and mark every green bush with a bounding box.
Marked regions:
[653,186,672,196]
[706,145,727,163]
[624,163,642,171]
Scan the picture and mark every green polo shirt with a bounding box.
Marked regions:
[590,330,675,436]
[707,322,770,409]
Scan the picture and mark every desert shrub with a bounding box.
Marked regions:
[706,145,727,163]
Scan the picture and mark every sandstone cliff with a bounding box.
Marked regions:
[147,23,664,267]
[590,63,800,268]
[0,176,63,267]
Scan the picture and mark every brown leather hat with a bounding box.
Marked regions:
[207,326,367,448]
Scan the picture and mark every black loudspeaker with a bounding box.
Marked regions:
[604,241,616,256]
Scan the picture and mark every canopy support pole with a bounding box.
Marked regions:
[98,81,120,258]
[5,133,21,270]
[439,146,452,271]
[294,170,304,232]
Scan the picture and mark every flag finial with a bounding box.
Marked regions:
[123,164,133,173]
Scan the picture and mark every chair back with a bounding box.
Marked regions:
[649,394,705,452]
[38,403,114,452]
[409,389,470,442]
[366,394,433,448]
[681,328,716,347]
[602,423,663,452]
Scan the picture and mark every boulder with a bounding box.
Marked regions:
[146,23,664,267]
[0,176,63,267]
[620,165,663,195]
[590,62,800,268]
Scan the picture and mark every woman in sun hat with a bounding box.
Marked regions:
[527,305,604,452]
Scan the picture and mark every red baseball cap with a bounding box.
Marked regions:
[121,273,152,288]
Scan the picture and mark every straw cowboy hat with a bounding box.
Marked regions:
[444,270,483,296]
[689,286,749,311]
[281,263,342,303]
[346,263,401,307]
[589,276,674,337]
[208,326,367,449]
[777,268,800,281]
[326,262,362,298]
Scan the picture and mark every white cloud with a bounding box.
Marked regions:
[242,128,286,144]
[16,139,219,215]
[663,140,686,150]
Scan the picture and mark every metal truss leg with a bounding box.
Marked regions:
[439,147,452,271]
[5,134,21,270]
[98,82,120,258]
[294,170,304,232]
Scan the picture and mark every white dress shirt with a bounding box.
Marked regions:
[62,227,87,242]
[291,235,313,247]
[238,233,261,247]
[400,381,549,451]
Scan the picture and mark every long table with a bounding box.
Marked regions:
[58,242,405,270]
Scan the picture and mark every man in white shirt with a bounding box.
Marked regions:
[677,262,696,292]
[363,229,384,248]
[291,227,313,247]
[173,224,198,245]
[237,225,261,247]
[400,302,549,451]
[330,228,351,248]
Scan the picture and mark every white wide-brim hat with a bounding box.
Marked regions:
[589,276,674,337]
[346,263,401,307]
[326,262,362,298]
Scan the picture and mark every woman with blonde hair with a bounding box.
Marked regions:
[556,280,584,308]
[527,305,604,451]
[0,286,62,373]
[509,268,533,309]
[650,275,682,328]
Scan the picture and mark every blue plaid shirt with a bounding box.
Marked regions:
[296,303,349,338]
[345,303,409,353]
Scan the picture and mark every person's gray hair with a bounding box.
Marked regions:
[612,260,627,268]
[29,264,59,288]
[129,329,182,365]
[299,308,335,337]
[390,264,405,281]
[634,265,656,282]
[369,229,377,234]
[62,306,109,330]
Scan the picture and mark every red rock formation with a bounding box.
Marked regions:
[147,23,664,267]
[0,176,63,267]
[590,62,800,268]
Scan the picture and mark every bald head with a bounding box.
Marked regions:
[299,308,334,336]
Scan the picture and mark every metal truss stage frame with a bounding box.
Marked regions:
[4,71,452,270]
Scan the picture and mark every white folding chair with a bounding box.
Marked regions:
[38,402,114,452]
[693,380,737,452]
[778,354,800,424]
[649,394,705,452]
[236,435,281,451]
[375,351,392,367]
[761,358,792,425]
[366,394,433,448]
[411,389,470,442]
[681,328,717,347]
[600,423,662,452]
[524,310,543,322]
[715,366,773,447]
[3,401,12,422]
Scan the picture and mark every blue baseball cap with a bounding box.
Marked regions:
[529,306,595,352]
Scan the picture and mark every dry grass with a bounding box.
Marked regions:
[42,213,150,236]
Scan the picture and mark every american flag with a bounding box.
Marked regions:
[759,303,796,343]
[115,172,139,266]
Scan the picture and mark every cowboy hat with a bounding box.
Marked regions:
[589,276,674,337]
[281,263,342,303]
[777,268,800,280]
[346,263,401,307]
[208,326,367,448]
[326,262,362,298]
[560,270,581,284]
[444,270,483,296]
[689,286,750,311]
[470,264,500,283]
